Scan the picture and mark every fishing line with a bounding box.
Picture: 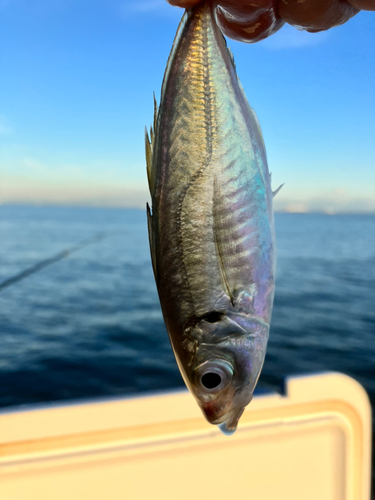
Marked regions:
[0,232,110,292]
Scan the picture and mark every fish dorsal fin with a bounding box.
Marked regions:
[147,203,157,280]
[145,126,153,191]
[237,79,267,160]
[247,100,267,158]
[153,91,158,134]
[145,94,159,196]
[249,105,266,153]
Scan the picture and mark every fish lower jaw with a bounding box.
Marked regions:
[219,407,246,435]
[205,405,246,428]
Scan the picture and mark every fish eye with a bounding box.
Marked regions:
[196,360,233,393]
[201,372,222,389]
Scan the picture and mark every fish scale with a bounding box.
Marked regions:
[146,2,277,434]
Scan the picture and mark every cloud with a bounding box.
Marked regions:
[259,24,330,50]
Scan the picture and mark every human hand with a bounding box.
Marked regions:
[167,0,374,43]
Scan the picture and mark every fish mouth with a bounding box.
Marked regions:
[212,406,247,435]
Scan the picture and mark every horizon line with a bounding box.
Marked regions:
[1,202,375,216]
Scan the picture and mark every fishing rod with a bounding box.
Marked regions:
[0,232,109,292]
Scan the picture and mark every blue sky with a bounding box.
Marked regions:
[1,0,374,212]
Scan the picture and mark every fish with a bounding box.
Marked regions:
[146,1,278,434]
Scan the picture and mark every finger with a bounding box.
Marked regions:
[277,0,359,32]
[167,0,285,43]
[346,0,375,10]
[216,7,284,43]
[216,2,285,43]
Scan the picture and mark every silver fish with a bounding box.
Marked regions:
[146,2,278,434]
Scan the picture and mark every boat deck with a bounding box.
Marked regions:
[0,372,371,500]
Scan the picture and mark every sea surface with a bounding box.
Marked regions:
[1,206,374,440]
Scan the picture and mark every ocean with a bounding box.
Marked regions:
[1,206,374,434]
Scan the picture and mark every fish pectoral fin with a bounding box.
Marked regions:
[272,183,284,197]
[215,234,234,306]
[213,177,234,306]
[147,203,157,280]
[214,291,232,311]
